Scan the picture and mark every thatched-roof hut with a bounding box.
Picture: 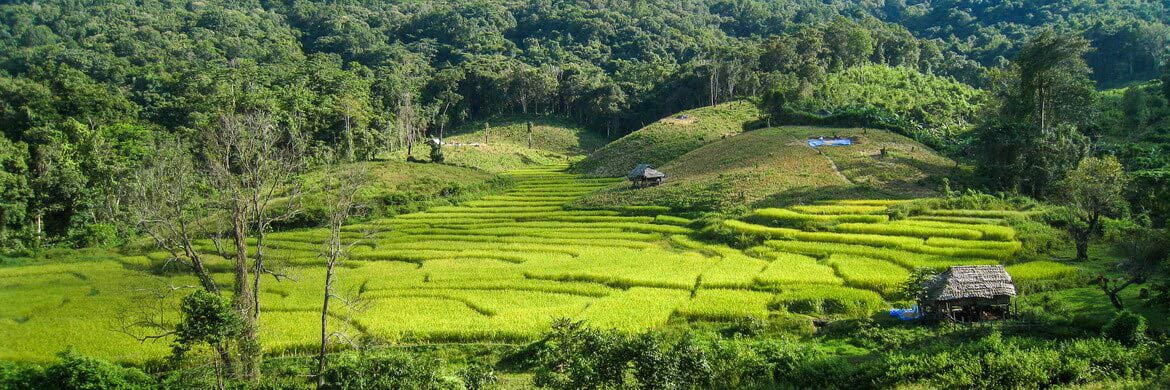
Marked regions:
[628,164,666,188]
[923,265,1017,322]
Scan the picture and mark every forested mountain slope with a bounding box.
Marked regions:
[1,0,1168,245]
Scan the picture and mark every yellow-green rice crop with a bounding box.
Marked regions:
[752,208,889,224]
[825,254,910,296]
[817,199,905,206]
[789,204,890,215]
[832,222,984,240]
[770,285,885,317]
[675,289,773,320]
[580,288,691,332]
[892,220,1016,241]
[764,240,998,269]
[754,250,843,286]
[908,215,1005,225]
[699,254,769,289]
[1005,261,1079,283]
[924,209,1033,219]
[925,237,1022,252]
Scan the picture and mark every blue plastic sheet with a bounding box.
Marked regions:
[889,305,921,321]
[807,138,853,147]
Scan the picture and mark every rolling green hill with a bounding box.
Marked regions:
[573,126,962,212]
[571,101,763,176]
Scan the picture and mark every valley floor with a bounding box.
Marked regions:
[0,164,1103,366]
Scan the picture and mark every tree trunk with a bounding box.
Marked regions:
[215,342,235,379]
[317,254,336,389]
[1075,234,1090,262]
[231,211,259,380]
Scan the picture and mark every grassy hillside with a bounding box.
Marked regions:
[572,101,763,176]
[573,126,962,212]
[297,160,501,223]
[398,116,606,173]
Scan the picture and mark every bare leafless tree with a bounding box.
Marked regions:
[123,139,219,294]
[314,165,368,388]
[203,111,305,380]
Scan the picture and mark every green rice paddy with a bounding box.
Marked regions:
[0,165,1081,364]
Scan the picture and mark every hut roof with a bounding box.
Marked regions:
[628,164,666,180]
[927,265,1016,301]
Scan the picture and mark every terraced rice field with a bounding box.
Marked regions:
[0,166,1079,364]
[725,200,1077,300]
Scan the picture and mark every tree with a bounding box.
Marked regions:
[1059,156,1128,261]
[1121,87,1148,129]
[0,136,30,246]
[423,68,465,141]
[123,139,218,294]
[316,166,365,389]
[171,289,242,383]
[1008,30,1096,133]
[203,111,305,380]
[1099,225,1168,309]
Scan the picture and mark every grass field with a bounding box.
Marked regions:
[573,125,962,212]
[572,101,763,177]
[0,161,1086,365]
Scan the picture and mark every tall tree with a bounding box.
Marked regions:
[1009,30,1096,134]
[0,136,30,245]
[1058,156,1129,261]
[976,31,1096,196]
[204,111,304,380]
[315,165,364,389]
[423,68,466,140]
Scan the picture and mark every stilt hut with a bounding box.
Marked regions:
[628,164,666,188]
[923,265,1017,322]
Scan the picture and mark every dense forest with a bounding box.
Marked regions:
[1,0,1168,248]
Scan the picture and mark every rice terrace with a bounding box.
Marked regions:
[2,1,1170,388]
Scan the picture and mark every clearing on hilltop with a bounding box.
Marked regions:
[571,101,763,176]
[574,125,961,212]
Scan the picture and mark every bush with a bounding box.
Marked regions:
[1101,310,1148,347]
[41,349,154,389]
[458,363,498,390]
[0,361,45,390]
[321,350,448,390]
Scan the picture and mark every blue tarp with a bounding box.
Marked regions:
[807,138,853,147]
[889,305,922,321]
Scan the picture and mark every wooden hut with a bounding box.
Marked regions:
[923,265,1016,322]
[628,164,666,188]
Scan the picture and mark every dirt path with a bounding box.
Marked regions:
[791,135,852,185]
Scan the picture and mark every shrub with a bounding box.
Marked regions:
[321,350,447,390]
[0,361,45,390]
[1101,310,1148,347]
[458,363,499,390]
[42,349,155,390]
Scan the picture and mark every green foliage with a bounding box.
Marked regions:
[321,350,447,390]
[170,290,241,363]
[458,363,499,390]
[769,65,988,149]
[1102,310,1149,347]
[40,349,153,390]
